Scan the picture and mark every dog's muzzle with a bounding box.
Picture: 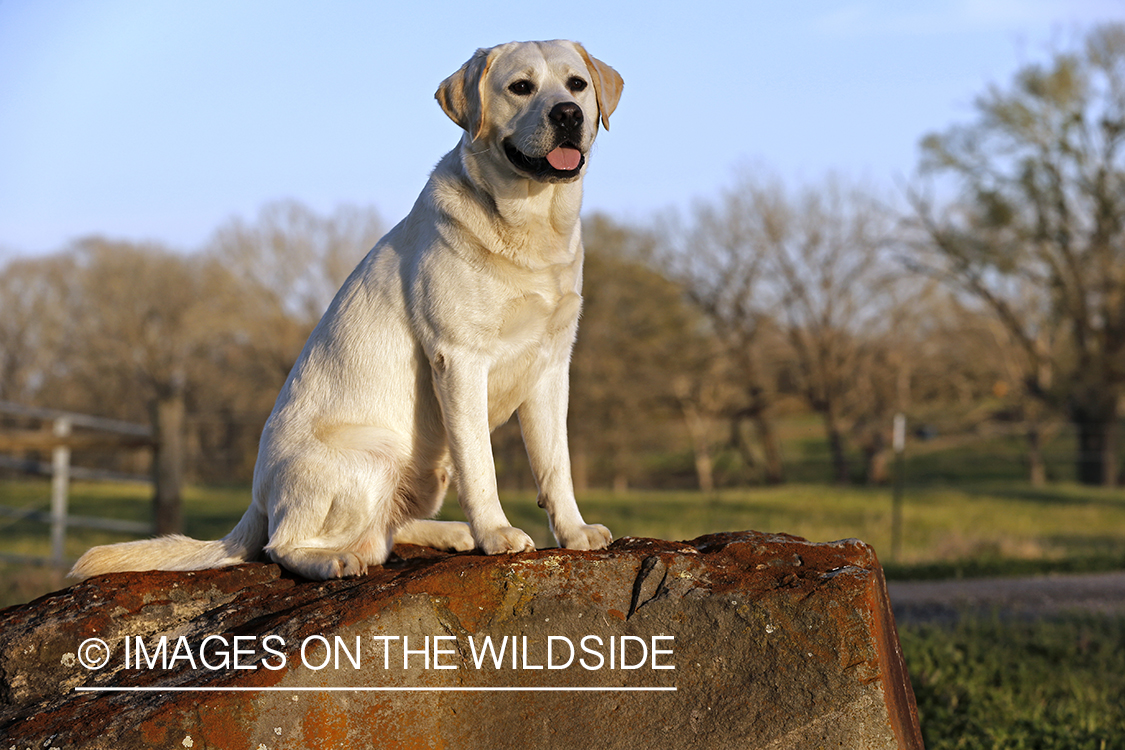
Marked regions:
[504,102,587,182]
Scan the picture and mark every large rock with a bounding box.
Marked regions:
[0,532,922,749]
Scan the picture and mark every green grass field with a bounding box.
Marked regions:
[3,478,1125,598]
[2,477,1125,745]
[901,615,1125,749]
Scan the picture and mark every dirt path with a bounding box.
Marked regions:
[887,571,1125,623]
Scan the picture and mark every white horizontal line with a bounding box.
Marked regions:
[76,686,676,693]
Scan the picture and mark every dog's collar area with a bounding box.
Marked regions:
[503,140,585,182]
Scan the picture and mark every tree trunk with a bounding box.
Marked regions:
[753,414,785,485]
[729,414,756,468]
[152,391,185,535]
[1074,411,1117,487]
[693,449,715,493]
[679,398,715,492]
[730,408,785,485]
[1069,387,1118,486]
[1026,423,1046,487]
[821,409,851,484]
[863,430,888,485]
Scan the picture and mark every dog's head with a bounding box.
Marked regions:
[436,40,623,183]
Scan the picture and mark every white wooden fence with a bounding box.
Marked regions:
[0,401,157,568]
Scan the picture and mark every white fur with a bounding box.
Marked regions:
[71,40,623,581]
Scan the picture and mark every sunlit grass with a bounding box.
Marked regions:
[4,478,1125,566]
[3,478,1125,608]
[441,483,1125,574]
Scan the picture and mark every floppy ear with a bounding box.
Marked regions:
[574,43,624,130]
[435,47,495,141]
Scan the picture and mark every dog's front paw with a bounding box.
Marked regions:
[476,526,536,555]
[558,524,612,551]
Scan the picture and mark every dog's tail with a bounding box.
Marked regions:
[68,504,269,580]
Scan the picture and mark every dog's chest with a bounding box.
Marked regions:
[497,287,580,343]
[486,246,582,342]
[485,284,581,428]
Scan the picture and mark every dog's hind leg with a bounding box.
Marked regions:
[267,547,373,579]
[394,520,474,551]
[265,496,397,580]
[259,426,406,580]
[391,460,474,552]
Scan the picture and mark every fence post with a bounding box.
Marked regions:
[152,392,184,535]
[50,416,72,568]
[890,413,906,563]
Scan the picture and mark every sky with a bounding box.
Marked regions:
[1,0,1122,257]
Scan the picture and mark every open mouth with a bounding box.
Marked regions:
[503,141,585,181]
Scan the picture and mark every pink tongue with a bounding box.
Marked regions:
[546,146,582,171]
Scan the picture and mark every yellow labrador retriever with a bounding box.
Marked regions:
[72,40,622,581]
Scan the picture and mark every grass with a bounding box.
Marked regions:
[900,615,1125,749]
[439,483,1125,578]
[3,477,1125,607]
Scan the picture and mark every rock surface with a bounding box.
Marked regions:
[0,531,922,749]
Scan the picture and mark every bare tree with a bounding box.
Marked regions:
[763,178,904,483]
[661,184,787,484]
[667,174,910,484]
[0,254,78,404]
[911,23,1125,485]
[207,200,383,378]
[907,290,1064,485]
[61,238,244,532]
[2,202,388,496]
[570,214,707,491]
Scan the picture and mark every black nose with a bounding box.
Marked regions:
[549,102,584,134]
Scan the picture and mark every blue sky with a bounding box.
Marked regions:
[1,0,1121,256]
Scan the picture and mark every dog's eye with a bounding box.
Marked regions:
[508,80,534,96]
[567,77,588,92]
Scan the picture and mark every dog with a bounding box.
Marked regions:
[71,40,623,581]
